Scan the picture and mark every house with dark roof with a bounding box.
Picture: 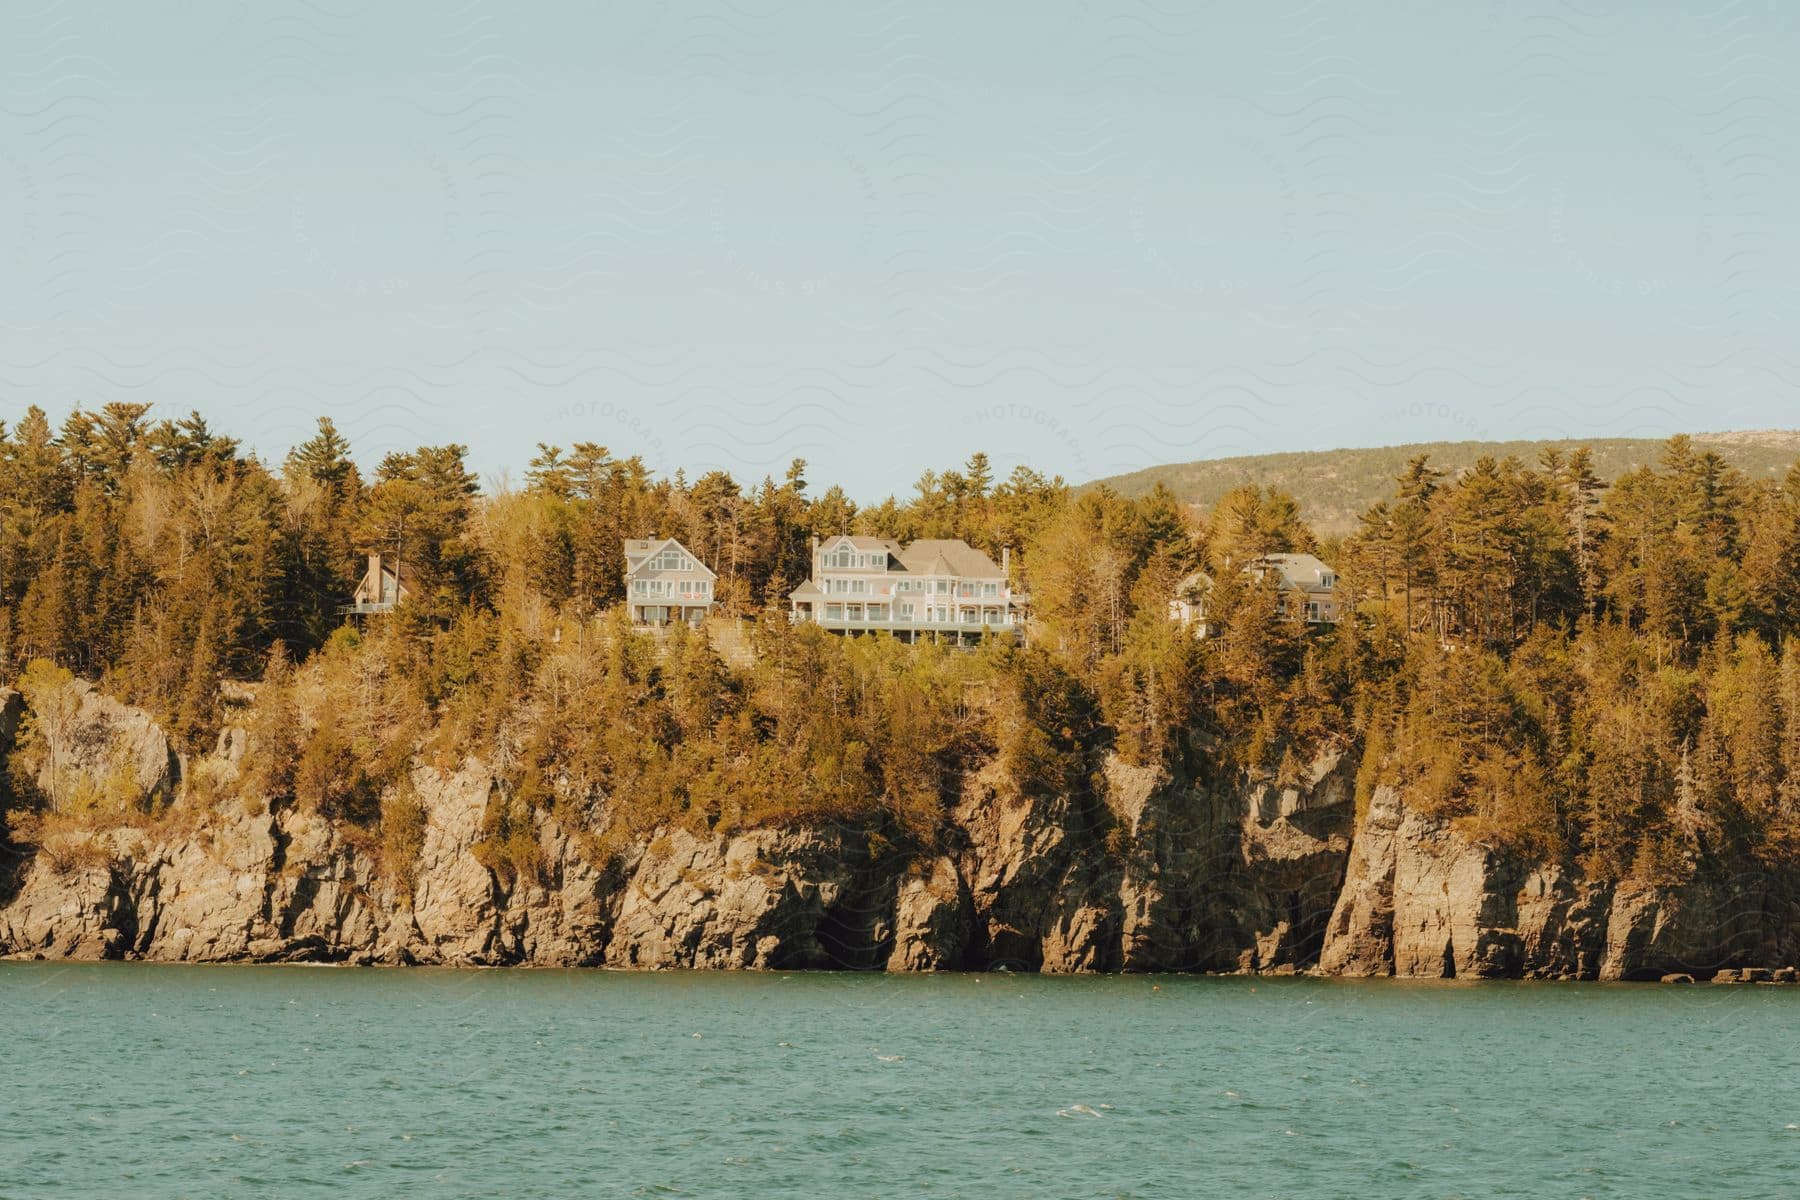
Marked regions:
[624,537,717,626]
[788,535,1025,642]
[345,552,416,615]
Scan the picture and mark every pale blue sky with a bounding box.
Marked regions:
[3,2,1797,497]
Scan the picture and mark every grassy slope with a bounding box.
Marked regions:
[1089,431,1800,535]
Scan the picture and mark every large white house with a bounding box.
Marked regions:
[789,535,1025,642]
[624,537,717,626]
[1172,552,1342,635]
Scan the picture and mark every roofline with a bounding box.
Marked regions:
[624,536,717,579]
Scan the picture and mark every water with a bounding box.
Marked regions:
[2,966,1796,1199]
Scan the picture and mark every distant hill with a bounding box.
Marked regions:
[1090,431,1800,536]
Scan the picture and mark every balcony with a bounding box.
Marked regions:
[801,612,1020,638]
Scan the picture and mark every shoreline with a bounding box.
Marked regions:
[5,954,1796,986]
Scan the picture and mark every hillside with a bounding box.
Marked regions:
[1091,431,1800,534]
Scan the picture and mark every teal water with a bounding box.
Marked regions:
[2,966,1796,1198]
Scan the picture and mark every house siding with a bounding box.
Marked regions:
[624,538,718,626]
[790,535,1023,640]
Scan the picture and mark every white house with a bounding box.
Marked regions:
[789,535,1025,643]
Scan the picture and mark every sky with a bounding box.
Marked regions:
[3,1,1798,499]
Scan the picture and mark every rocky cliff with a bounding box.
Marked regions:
[1318,784,1800,980]
[2,687,1794,977]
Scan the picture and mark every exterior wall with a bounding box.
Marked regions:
[1174,557,1342,635]
[791,537,1022,636]
[347,554,409,614]
[624,539,717,625]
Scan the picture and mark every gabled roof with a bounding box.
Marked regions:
[788,580,825,601]
[623,537,716,580]
[1258,553,1336,593]
[1175,556,1340,599]
[354,557,419,602]
[894,539,1004,578]
[819,534,897,552]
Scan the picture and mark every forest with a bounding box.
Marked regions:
[3,401,1800,888]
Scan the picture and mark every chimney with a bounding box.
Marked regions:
[1002,546,1010,575]
[368,552,381,597]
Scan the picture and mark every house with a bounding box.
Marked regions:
[1169,569,1212,629]
[788,535,1025,643]
[345,552,415,614]
[1173,552,1342,634]
[624,537,717,626]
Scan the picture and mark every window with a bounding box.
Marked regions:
[1321,572,1336,589]
[651,548,690,572]
[982,582,998,596]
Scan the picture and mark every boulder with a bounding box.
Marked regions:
[35,682,178,812]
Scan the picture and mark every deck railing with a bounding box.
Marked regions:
[799,613,1020,636]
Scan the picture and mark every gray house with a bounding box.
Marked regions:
[1172,552,1342,635]
[789,535,1024,643]
[624,537,717,626]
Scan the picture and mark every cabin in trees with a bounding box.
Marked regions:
[345,552,415,615]
[1172,552,1342,635]
[788,535,1025,644]
[624,537,717,626]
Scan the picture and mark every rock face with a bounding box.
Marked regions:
[605,824,888,970]
[1319,784,1798,980]
[887,858,970,971]
[2,685,1797,976]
